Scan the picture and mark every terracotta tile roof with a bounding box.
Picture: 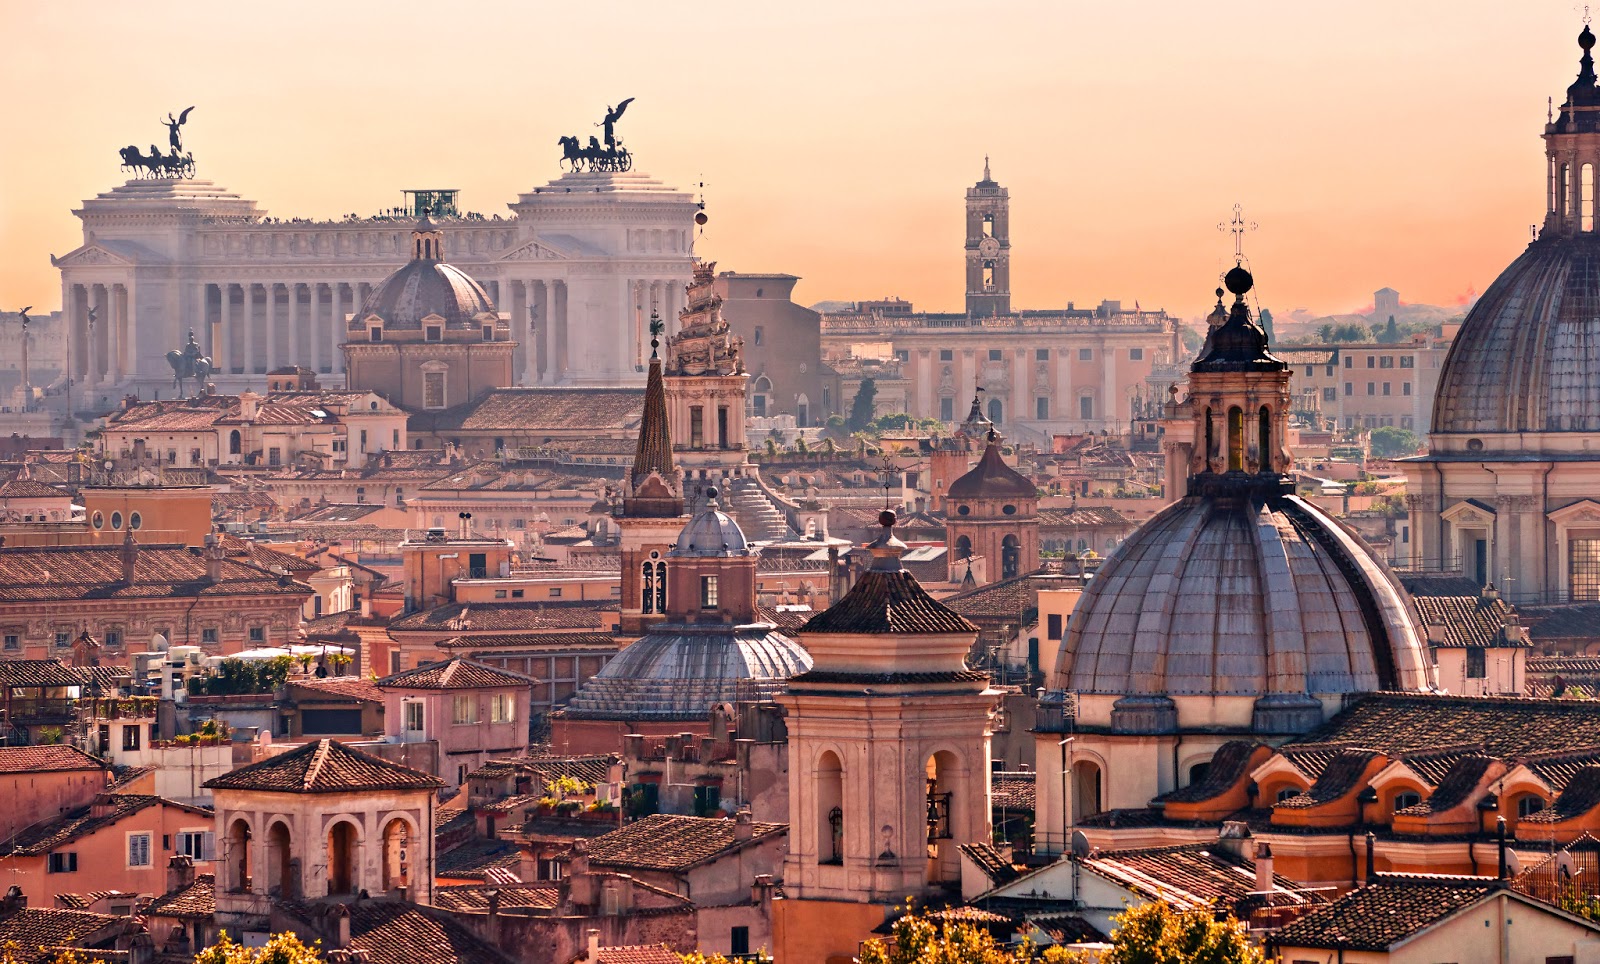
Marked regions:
[1075,843,1319,911]
[378,657,535,690]
[431,882,561,913]
[1157,740,1264,804]
[941,568,1063,622]
[992,773,1036,812]
[143,874,214,919]
[959,842,1023,887]
[1522,746,1600,792]
[1523,766,1600,824]
[1525,604,1600,641]
[287,676,384,703]
[0,661,87,689]
[1028,913,1108,944]
[1395,756,1495,815]
[435,838,521,880]
[0,794,207,857]
[0,479,67,500]
[1036,506,1135,527]
[0,544,311,601]
[1412,594,1521,647]
[220,537,320,573]
[202,739,442,794]
[1268,877,1503,951]
[584,814,785,873]
[408,388,644,434]
[278,899,515,964]
[1394,744,1486,786]
[468,754,617,787]
[389,602,612,634]
[1296,692,1600,759]
[1276,750,1379,809]
[0,745,106,775]
[591,946,682,964]
[0,907,121,962]
[1530,655,1600,675]
[799,568,977,635]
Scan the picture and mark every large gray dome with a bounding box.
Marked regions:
[359,259,496,331]
[1431,232,1600,438]
[559,626,811,721]
[1055,488,1432,702]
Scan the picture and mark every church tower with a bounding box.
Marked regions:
[775,512,992,960]
[617,317,687,636]
[965,158,1010,317]
[665,262,751,506]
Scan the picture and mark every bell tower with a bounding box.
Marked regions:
[965,158,1010,317]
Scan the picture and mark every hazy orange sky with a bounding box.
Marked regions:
[0,2,1583,321]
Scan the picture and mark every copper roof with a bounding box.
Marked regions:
[202,739,442,794]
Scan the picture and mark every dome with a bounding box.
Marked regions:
[947,436,1035,500]
[360,259,495,331]
[559,626,812,720]
[672,488,750,556]
[1054,486,1432,727]
[1431,233,1600,437]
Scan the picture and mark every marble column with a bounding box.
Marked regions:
[243,284,258,376]
[217,284,233,373]
[288,283,303,373]
[533,281,549,384]
[553,281,569,380]
[111,283,129,384]
[1102,345,1118,431]
[91,284,110,386]
[507,280,527,384]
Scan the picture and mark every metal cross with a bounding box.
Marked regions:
[1218,203,1257,264]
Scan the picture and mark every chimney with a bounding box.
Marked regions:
[485,888,501,947]
[1481,583,1499,601]
[1,885,24,914]
[121,528,138,584]
[1497,816,1509,879]
[166,854,195,894]
[329,904,351,949]
[1425,621,1445,645]
[566,840,596,907]
[1254,842,1273,893]
[734,809,754,841]
[751,874,774,913]
[585,929,601,963]
[1365,830,1377,881]
[239,391,260,422]
[204,534,223,583]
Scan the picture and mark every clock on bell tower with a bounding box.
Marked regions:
[965,156,1011,317]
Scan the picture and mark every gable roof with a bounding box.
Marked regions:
[143,873,215,919]
[377,657,535,690]
[0,544,311,602]
[0,661,87,689]
[0,745,105,776]
[0,907,121,962]
[0,794,208,857]
[798,567,976,636]
[277,899,515,964]
[202,739,442,794]
[583,814,785,873]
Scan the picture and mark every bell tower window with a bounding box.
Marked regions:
[1227,406,1245,472]
[1258,406,1273,473]
[1584,163,1595,231]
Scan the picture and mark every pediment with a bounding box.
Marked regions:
[1441,499,1496,526]
[1549,499,1600,526]
[496,239,570,262]
[50,242,140,268]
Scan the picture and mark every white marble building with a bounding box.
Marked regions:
[50,169,698,399]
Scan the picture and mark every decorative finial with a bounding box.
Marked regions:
[983,155,991,181]
[1218,203,1258,265]
[648,309,664,358]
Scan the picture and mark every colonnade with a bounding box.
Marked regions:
[65,282,131,388]
[202,281,374,377]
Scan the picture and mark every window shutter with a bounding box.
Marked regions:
[202,832,216,861]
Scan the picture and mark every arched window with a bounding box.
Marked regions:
[1074,761,1103,820]
[327,821,358,895]
[266,820,293,898]
[1276,786,1302,803]
[381,818,411,893]
[1392,790,1421,812]
[818,751,844,865]
[987,398,1003,424]
[641,559,668,614]
[1258,406,1272,473]
[1227,406,1245,472]
[1517,794,1546,818]
[1001,534,1022,579]
[226,819,252,894]
[229,430,242,455]
[1585,163,1595,232]
[955,535,972,560]
[1204,407,1215,471]
[1564,163,1573,219]
[926,751,962,883]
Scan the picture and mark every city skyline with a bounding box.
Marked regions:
[0,1,1579,321]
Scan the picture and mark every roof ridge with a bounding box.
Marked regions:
[303,739,332,791]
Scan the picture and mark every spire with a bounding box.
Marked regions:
[631,324,673,483]
[983,155,991,182]
[1578,24,1596,88]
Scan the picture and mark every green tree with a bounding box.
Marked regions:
[1257,308,1274,344]
[193,932,324,964]
[847,378,879,432]
[1100,900,1263,964]
[1317,323,1335,343]
[1369,426,1420,458]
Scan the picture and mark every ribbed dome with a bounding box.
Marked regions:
[672,490,749,556]
[360,259,495,331]
[947,438,1035,500]
[559,626,811,720]
[1055,489,1432,706]
[1431,233,1600,437]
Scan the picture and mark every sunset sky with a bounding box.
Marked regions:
[0,1,1583,321]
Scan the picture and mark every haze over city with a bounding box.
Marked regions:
[0,0,1576,319]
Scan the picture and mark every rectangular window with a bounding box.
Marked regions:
[1570,538,1600,601]
[469,552,488,579]
[1400,356,1415,368]
[248,626,265,643]
[1380,356,1394,368]
[491,693,514,724]
[452,694,476,725]
[425,325,442,342]
[988,349,1002,361]
[1344,356,1353,368]
[940,397,954,421]
[2,634,17,651]
[1305,366,1313,377]
[701,575,720,610]
[1036,397,1049,419]
[690,406,705,448]
[510,589,525,599]
[201,627,219,645]
[122,724,141,751]
[1366,356,1376,368]
[1047,613,1063,640]
[268,447,281,467]
[393,429,401,448]
[494,589,507,600]
[1078,348,1093,361]
[1035,348,1050,361]
[1344,382,1353,397]
[1367,382,1376,396]
[549,588,563,598]
[717,406,729,449]
[1401,415,1413,429]
[1403,382,1412,396]
[1079,396,1093,420]
[731,927,750,957]
[1466,646,1487,679]
[175,831,214,861]
[1326,364,1335,376]
[1129,347,1144,361]
[423,371,446,409]
[1323,387,1337,402]
[1382,382,1392,396]
[359,429,368,452]
[1402,525,1410,544]
[369,327,383,343]
[127,833,152,868]
[48,852,78,874]
[482,325,494,342]
[939,349,953,361]
[104,629,122,649]
[54,631,70,648]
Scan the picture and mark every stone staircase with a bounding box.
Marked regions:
[726,477,798,542]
